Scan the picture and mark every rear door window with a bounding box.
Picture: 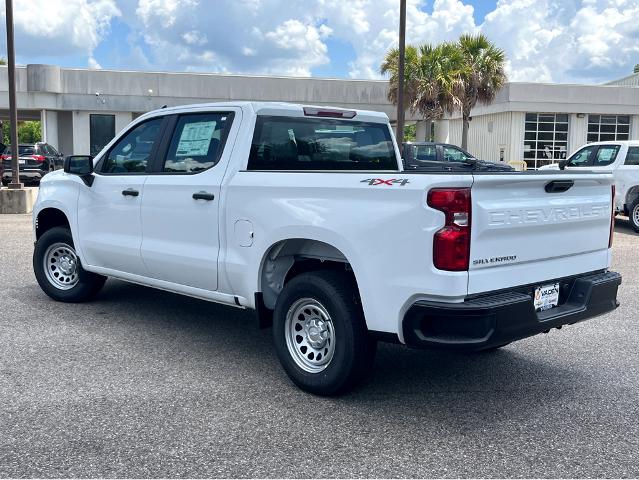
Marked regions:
[593,145,620,166]
[248,116,397,171]
[625,147,639,166]
[412,145,437,163]
[162,113,232,173]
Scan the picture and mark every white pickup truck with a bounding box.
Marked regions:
[539,141,639,232]
[32,102,621,395]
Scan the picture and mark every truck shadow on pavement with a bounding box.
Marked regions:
[86,279,591,412]
[614,216,638,236]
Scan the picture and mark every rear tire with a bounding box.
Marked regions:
[272,270,376,395]
[33,226,106,302]
[630,199,639,233]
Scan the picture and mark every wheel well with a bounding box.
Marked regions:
[259,239,356,311]
[36,208,70,240]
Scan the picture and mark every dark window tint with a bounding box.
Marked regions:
[102,118,162,174]
[411,144,437,163]
[567,145,596,167]
[163,113,231,173]
[593,145,620,166]
[587,114,630,143]
[6,146,36,156]
[248,116,397,171]
[625,147,639,166]
[90,114,116,157]
[442,145,474,163]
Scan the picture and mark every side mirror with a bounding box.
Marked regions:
[558,159,568,170]
[64,155,94,186]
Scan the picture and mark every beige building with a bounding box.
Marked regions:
[439,79,639,169]
[2,64,639,170]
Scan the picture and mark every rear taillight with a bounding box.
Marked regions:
[0,154,10,160]
[427,188,471,271]
[32,155,46,163]
[609,185,615,248]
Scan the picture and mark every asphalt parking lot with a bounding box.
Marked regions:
[0,214,638,478]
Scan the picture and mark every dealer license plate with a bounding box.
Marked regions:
[18,159,25,165]
[534,283,560,311]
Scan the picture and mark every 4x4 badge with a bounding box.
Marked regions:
[361,178,410,186]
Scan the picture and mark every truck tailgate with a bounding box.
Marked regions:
[468,172,613,294]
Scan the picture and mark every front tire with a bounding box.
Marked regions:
[33,227,106,302]
[272,270,376,395]
[630,198,639,233]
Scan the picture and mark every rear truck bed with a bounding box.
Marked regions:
[400,170,621,350]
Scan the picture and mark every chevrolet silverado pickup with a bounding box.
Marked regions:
[32,102,621,395]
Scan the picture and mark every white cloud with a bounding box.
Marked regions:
[0,0,120,61]
[2,0,639,84]
[88,56,102,69]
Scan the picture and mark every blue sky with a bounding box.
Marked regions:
[2,0,638,84]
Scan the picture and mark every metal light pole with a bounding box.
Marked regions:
[5,0,22,189]
[395,0,407,147]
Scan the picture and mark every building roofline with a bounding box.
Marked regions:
[1,63,389,84]
[603,72,639,85]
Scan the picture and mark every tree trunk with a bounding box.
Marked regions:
[461,113,470,151]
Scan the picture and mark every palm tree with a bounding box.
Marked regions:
[413,42,466,123]
[457,34,507,150]
[381,42,466,135]
[380,45,421,115]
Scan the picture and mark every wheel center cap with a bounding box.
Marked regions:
[59,256,75,275]
[306,318,328,349]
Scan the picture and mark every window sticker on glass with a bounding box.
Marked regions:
[176,121,217,157]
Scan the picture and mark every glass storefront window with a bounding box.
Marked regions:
[523,113,569,169]
[587,115,630,143]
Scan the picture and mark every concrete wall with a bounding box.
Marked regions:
[568,114,587,155]
[41,110,59,150]
[0,65,409,120]
[57,111,73,156]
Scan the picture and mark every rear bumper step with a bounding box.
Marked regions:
[403,271,621,351]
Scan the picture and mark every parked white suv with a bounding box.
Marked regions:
[539,141,639,231]
[32,102,621,394]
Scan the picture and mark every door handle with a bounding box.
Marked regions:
[122,188,139,197]
[192,191,215,201]
[545,180,574,193]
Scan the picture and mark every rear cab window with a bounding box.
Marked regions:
[247,116,398,171]
[625,147,639,166]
